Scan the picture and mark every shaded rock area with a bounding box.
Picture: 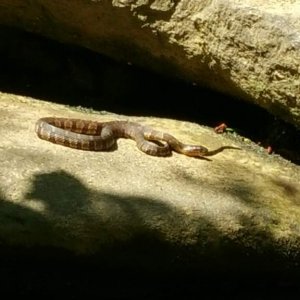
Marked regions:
[0,93,300,296]
[0,0,299,129]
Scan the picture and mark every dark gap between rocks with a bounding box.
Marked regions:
[0,25,299,166]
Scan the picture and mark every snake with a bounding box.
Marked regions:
[35,117,210,157]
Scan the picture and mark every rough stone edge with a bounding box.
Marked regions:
[0,0,299,128]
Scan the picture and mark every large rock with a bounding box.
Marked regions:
[0,91,300,277]
[0,0,299,128]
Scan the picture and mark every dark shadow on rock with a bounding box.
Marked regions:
[167,160,300,271]
[271,177,300,204]
[26,171,91,215]
[24,170,199,265]
[171,159,291,206]
[1,170,300,296]
[0,188,59,248]
[23,170,300,273]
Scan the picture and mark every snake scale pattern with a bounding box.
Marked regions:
[35,117,210,157]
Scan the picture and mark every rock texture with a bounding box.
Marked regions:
[0,91,300,274]
[0,0,299,128]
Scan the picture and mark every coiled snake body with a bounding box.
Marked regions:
[35,117,210,157]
